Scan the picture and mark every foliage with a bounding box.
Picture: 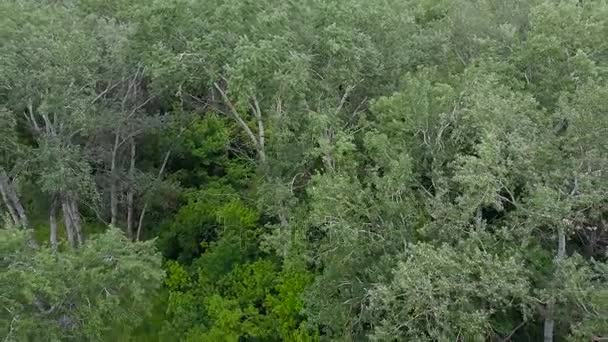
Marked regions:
[1,0,608,340]
[0,226,164,341]
[369,240,531,340]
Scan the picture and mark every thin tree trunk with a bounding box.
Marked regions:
[136,150,171,241]
[278,212,288,228]
[133,123,189,242]
[70,198,83,246]
[543,316,554,342]
[0,169,29,228]
[0,175,20,225]
[26,100,40,133]
[12,189,29,228]
[557,224,566,258]
[126,138,136,239]
[0,171,37,248]
[110,130,120,226]
[49,196,58,251]
[61,197,76,248]
[136,203,147,241]
[252,96,266,163]
[213,83,266,162]
[544,179,576,342]
[544,227,567,342]
[322,129,335,171]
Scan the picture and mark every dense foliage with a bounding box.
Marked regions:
[0,226,163,341]
[1,0,607,340]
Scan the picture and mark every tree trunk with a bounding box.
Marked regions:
[0,170,37,248]
[213,83,266,163]
[61,197,76,248]
[49,196,58,251]
[252,97,266,163]
[0,168,29,228]
[70,198,83,246]
[136,203,147,241]
[0,175,20,225]
[136,150,171,241]
[126,138,136,239]
[322,129,335,171]
[110,130,120,226]
[544,226,567,342]
[543,315,554,342]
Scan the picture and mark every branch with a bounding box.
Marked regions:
[41,113,54,135]
[136,149,171,241]
[117,128,145,149]
[135,123,191,241]
[186,93,210,109]
[501,320,527,341]
[26,101,40,133]
[335,84,356,116]
[252,96,266,161]
[275,96,283,116]
[121,71,138,111]
[213,82,263,158]
[3,316,16,342]
[90,81,120,105]
[126,96,153,120]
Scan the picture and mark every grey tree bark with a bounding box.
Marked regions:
[252,96,266,163]
[49,196,58,251]
[70,198,83,246]
[0,175,20,225]
[544,179,576,342]
[61,197,76,248]
[0,168,29,228]
[126,138,136,239]
[213,83,266,163]
[544,223,568,342]
[110,130,120,227]
[61,195,83,248]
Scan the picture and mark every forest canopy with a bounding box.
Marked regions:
[1,0,607,341]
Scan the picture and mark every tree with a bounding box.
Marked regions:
[1,0,103,246]
[2,0,608,340]
[369,241,531,340]
[0,225,164,341]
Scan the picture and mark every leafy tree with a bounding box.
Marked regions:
[0,226,164,341]
[2,0,608,340]
[369,240,531,341]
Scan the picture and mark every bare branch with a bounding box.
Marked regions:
[126,96,153,120]
[213,82,265,161]
[252,96,265,157]
[335,84,355,116]
[136,149,171,241]
[501,320,527,341]
[90,80,120,105]
[26,101,40,133]
[41,113,54,135]
[117,128,145,149]
[135,123,192,241]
